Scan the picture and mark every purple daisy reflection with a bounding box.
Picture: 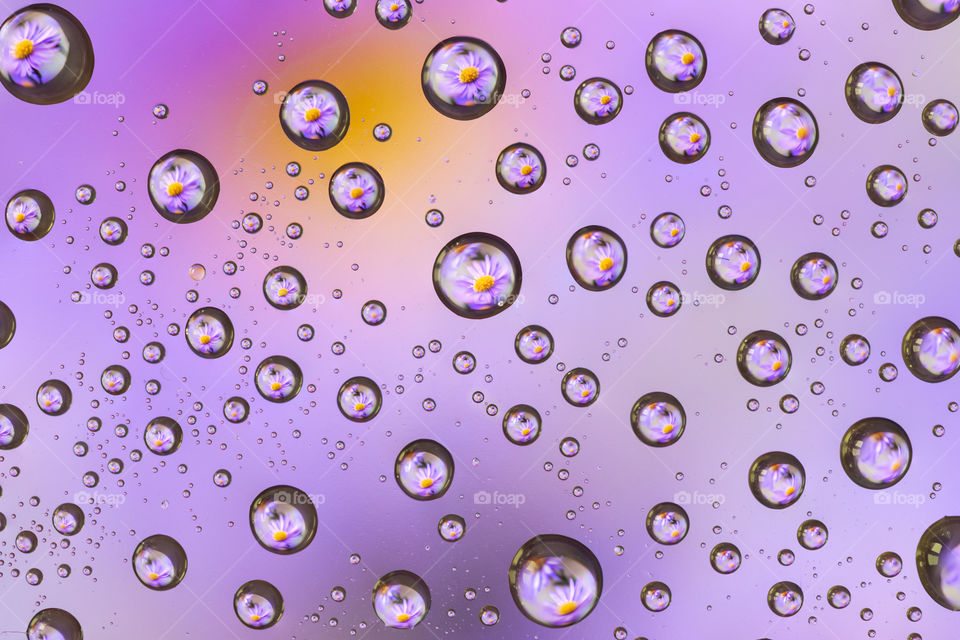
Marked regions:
[455,252,511,309]
[0,12,67,87]
[498,145,544,191]
[150,157,205,215]
[6,195,41,234]
[286,87,339,139]
[579,80,620,118]
[763,103,816,158]
[377,0,409,23]
[331,166,380,214]
[434,43,498,106]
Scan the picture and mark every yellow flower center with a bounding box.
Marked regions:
[166,182,184,197]
[199,334,211,345]
[270,381,283,391]
[304,107,321,122]
[390,3,400,10]
[278,287,289,297]
[580,389,591,398]
[689,132,701,143]
[771,361,783,371]
[273,530,288,542]
[822,275,831,284]
[354,402,366,412]
[669,228,679,236]
[13,39,33,60]
[796,126,808,140]
[473,275,495,292]
[891,460,901,471]
[520,164,534,176]
[419,477,434,489]
[739,261,751,272]
[520,428,531,436]
[396,613,411,623]
[533,345,544,353]
[681,52,695,65]
[663,423,674,434]
[250,615,261,622]
[785,485,795,496]
[782,20,790,28]
[887,86,897,97]
[459,66,480,83]
[154,440,164,447]
[147,572,160,581]
[557,601,578,616]
[14,212,25,223]
[599,95,611,105]
[349,187,365,199]
[598,257,614,271]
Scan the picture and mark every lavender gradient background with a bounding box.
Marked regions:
[0,0,958,637]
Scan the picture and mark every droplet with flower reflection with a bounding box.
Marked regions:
[710,543,742,574]
[422,37,505,120]
[566,226,626,291]
[433,232,522,319]
[373,570,431,629]
[438,514,466,541]
[279,80,349,151]
[768,581,803,616]
[90,263,117,289]
[337,376,382,421]
[646,502,689,544]
[561,367,599,407]
[631,392,685,446]
[0,300,13,349]
[375,0,411,29]
[798,519,828,550]
[36,379,70,416]
[845,62,903,123]
[223,396,249,423]
[502,404,542,445]
[249,485,318,554]
[840,334,870,365]
[51,503,84,536]
[361,300,387,325]
[255,356,302,403]
[867,165,907,206]
[100,364,130,395]
[790,252,838,299]
[515,325,554,364]
[828,585,851,608]
[329,162,384,219]
[641,581,671,611]
[496,143,546,193]
[706,235,761,290]
[0,5,92,104]
[508,534,602,627]
[147,150,219,223]
[645,30,706,92]
[574,77,622,124]
[737,330,791,386]
[395,439,454,500]
[185,307,234,358]
[324,0,357,17]
[646,281,682,317]
[144,417,183,456]
[651,212,685,247]
[753,98,818,167]
[453,350,476,374]
[660,112,710,162]
[0,404,28,449]
[916,516,960,610]
[234,579,284,629]
[26,608,82,640]
[901,316,960,382]
[893,0,960,30]
[840,417,911,489]
[759,8,796,43]
[263,266,307,310]
[99,216,126,244]
[877,551,903,577]
[923,99,958,135]
[749,451,805,508]
[5,189,54,240]
[133,534,187,590]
